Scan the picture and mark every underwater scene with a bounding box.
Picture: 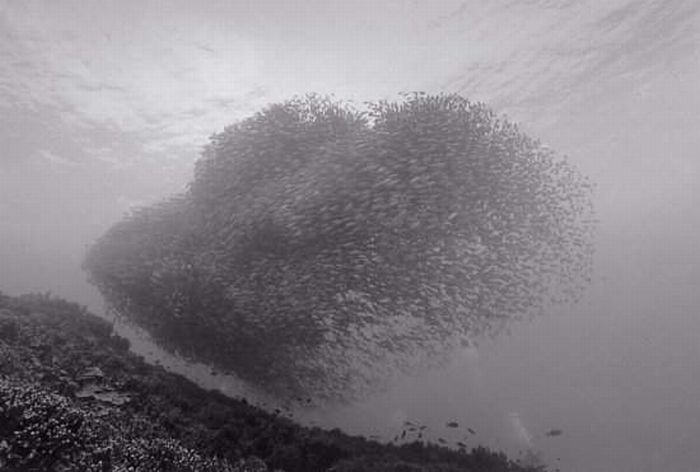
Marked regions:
[1,2,699,471]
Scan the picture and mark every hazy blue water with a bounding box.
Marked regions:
[300,218,700,472]
[2,2,699,471]
[4,203,697,472]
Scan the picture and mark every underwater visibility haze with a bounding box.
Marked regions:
[2,1,700,471]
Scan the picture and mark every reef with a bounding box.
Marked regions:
[0,290,550,471]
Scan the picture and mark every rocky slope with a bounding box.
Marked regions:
[0,291,547,471]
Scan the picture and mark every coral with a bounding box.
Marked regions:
[0,291,550,472]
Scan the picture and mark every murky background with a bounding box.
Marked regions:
[2,2,699,471]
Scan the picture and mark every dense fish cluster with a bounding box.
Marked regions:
[84,93,594,402]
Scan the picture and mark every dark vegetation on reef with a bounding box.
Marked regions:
[0,291,549,471]
[83,93,595,402]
